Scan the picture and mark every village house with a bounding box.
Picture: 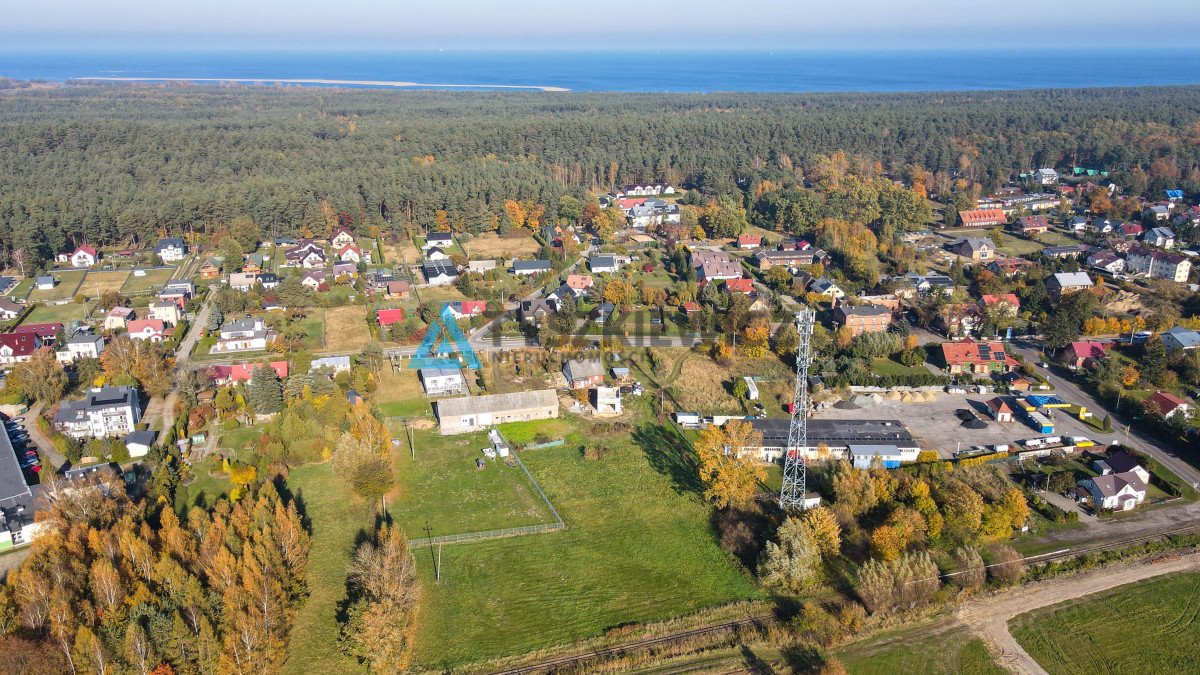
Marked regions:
[424,232,453,250]
[980,293,1020,316]
[1011,215,1050,235]
[338,244,369,264]
[385,280,411,299]
[465,259,497,275]
[592,387,622,416]
[241,253,265,274]
[1077,472,1146,511]
[445,300,487,320]
[434,389,559,435]
[422,261,459,286]
[212,317,274,353]
[0,299,22,321]
[425,246,449,261]
[986,397,1014,422]
[208,361,289,386]
[938,303,984,337]
[1046,271,1094,300]
[1146,390,1191,419]
[229,272,258,292]
[15,323,62,343]
[1118,222,1144,238]
[512,260,553,277]
[736,233,763,249]
[753,246,830,271]
[519,298,554,325]
[147,301,182,326]
[104,307,135,331]
[588,255,621,274]
[1125,247,1192,283]
[591,302,615,324]
[1061,341,1107,369]
[1162,326,1200,355]
[1096,451,1152,485]
[1087,250,1126,275]
[957,208,1007,228]
[330,226,356,248]
[617,182,675,197]
[986,257,1034,277]
[949,237,996,261]
[376,309,406,329]
[200,257,223,280]
[35,276,55,291]
[418,366,465,396]
[691,249,743,282]
[71,246,98,268]
[940,340,1018,375]
[894,272,954,298]
[833,305,892,337]
[1143,226,1176,248]
[1034,168,1059,185]
[257,272,280,289]
[53,386,141,439]
[0,333,40,366]
[805,277,845,300]
[563,359,605,390]
[300,270,327,290]
[155,237,188,262]
[565,274,594,295]
[126,319,167,343]
[310,355,352,373]
[1143,204,1173,222]
[1042,244,1093,260]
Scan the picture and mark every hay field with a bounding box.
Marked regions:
[80,270,131,297]
[321,305,372,352]
[463,232,540,259]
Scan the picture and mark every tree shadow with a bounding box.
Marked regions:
[781,643,826,673]
[632,423,702,496]
[740,645,778,675]
[274,475,312,534]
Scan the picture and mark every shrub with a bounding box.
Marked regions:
[986,544,1023,585]
[948,546,986,591]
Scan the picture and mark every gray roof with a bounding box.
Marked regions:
[1085,470,1147,498]
[590,255,618,268]
[67,334,102,345]
[36,276,54,285]
[310,355,352,371]
[221,317,262,333]
[0,427,32,506]
[156,237,186,250]
[513,260,553,272]
[54,386,138,423]
[751,418,919,449]
[124,430,157,447]
[837,304,891,317]
[564,359,604,381]
[436,389,558,418]
[422,261,458,277]
[419,366,462,379]
[1163,326,1200,349]
[848,444,904,457]
[1050,271,1094,288]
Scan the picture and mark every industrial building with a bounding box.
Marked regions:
[743,418,920,464]
[0,425,42,550]
[435,389,559,435]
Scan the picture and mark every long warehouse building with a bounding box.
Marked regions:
[742,418,921,467]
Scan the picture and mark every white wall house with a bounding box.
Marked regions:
[212,317,274,353]
[53,386,141,439]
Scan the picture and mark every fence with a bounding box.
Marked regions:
[410,434,566,548]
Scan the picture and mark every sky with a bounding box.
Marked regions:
[3,0,1200,51]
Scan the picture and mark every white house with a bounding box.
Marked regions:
[418,366,465,396]
[309,355,352,373]
[0,333,40,366]
[212,317,274,353]
[123,430,157,458]
[330,227,356,249]
[0,299,22,321]
[422,261,458,286]
[424,232,453,250]
[512,260,553,277]
[1126,247,1191,283]
[589,255,621,274]
[35,277,55,291]
[57,334,105,362]
[338,244,369,264]
[147,301,182,326]
[53,386,141,439]
[1077,471,1147,511]
[1034,168,1059,186]
[70,246,98,268]
[155,237,188,262]
[229,272,258,292]
[1143,227,1176,248]
[126,320,166,343]
[425,247,449,261]
[592,387,622,416]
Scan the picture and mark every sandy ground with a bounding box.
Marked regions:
[957,552,1200,674]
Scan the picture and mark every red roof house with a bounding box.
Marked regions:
[376,308,406,327]
[981,293,1021,312]
[737,234,763,249]
[0,332,41,363]
[940,340,1019,375]
[682,301,701,314]
[958,209,1007,227]
[1062,341,1108,369]
[1146,390,1191,419]
[126,319,166,342]
[209,361,289,385]
[724,279,755,294]
[14,322,63,341]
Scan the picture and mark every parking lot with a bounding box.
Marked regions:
[813,391,1114,459]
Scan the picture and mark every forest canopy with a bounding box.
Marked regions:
[2,84,1200,265]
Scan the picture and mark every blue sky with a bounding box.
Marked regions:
[4,0,1200,50]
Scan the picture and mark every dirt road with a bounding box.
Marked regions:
[956,553,1200,674]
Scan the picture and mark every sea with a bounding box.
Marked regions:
[2,48,1200,93]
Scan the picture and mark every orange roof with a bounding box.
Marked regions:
[959,209,1007,225]
[981,293,1020,307]
[940,339,1016,366]
[724,279,754,293]
[566,274,594,289]
[737,234,762,245]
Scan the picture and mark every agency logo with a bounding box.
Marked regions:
[409,304,481,370]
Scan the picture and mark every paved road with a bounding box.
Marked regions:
[1010,341,1200,488]
[176,291,213,367]
[957,552,1200,674]
[22,402,66,473]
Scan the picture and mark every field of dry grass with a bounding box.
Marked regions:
[462,232,540,259]
[321,305,372,352]
[385,242,422,265]
[376,368,435,418]
[80,270,131,297]
[671,354,742,413]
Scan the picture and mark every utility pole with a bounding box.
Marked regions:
[436,543,443,583]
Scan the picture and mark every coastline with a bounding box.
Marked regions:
[73,76,570,92]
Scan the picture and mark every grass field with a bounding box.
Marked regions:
[871,356,932,376]
[121,267,175,294]
[384,242,422,265]
[409,418,761,667]
[322,305,372,352]
[6,279,32,301]
[835,625,1002,674]
[375,368,435,418]
[386,427,555,538]
[291,310,326,350]
[79,269,131,296]
[462,232,540,259]
[23,302,90,325]
[28,270,86,301]
[416,284,467,305]
[1010,571,1200,674]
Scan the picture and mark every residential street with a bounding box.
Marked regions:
[956,552,1200,675]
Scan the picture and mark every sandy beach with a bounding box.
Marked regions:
[74,76,569,92]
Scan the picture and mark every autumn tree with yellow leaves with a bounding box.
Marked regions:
[694,420,766,510]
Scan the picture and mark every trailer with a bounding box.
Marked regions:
[1024,410,1054,434]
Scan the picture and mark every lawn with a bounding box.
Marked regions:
[385,427,555,538]
[496,418,572,445]
[23,302,90,325]
[289,309,326,350]
[121,267,176,294]
[6,278,32,300]
[409,419,761,667]
[282,463,374,675]
[322,305,372,352]
[835,625,1002,674]
[461,232,540,259]
[416,284,467,305]
[1010,571,1200,674]
[375,368,435,419]
[28,270,86,301]
[80,269,131,297]
[175,466,233,513]
[218,423,270,456]
[871,356,931,376]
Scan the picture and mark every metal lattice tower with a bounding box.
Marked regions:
[780,309,816,511]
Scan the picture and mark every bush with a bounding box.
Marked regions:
[986,544,1023,585]
[582,444,611,460]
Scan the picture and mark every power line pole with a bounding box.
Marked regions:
[780,309,815,511]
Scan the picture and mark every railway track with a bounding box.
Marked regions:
[493,521,1200,674]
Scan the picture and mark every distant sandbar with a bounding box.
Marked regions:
[74,76,569,92]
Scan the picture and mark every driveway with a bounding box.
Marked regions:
[22,402,66,473]
[175,292,213,367]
